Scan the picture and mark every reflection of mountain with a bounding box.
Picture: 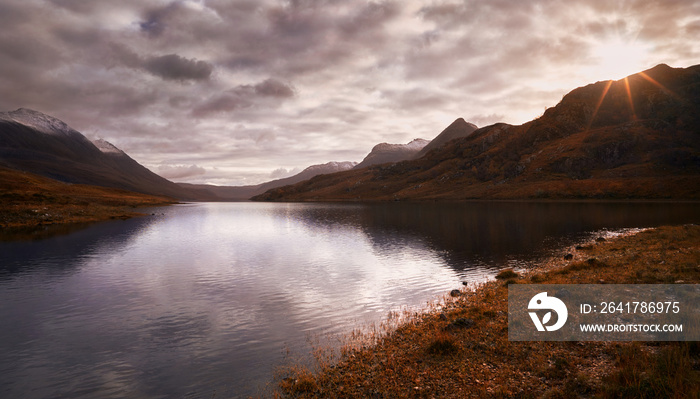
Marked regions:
[254,64,700,201]
[277,202,700,273]
[0,214,157,279]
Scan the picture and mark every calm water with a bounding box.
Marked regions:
[0,202,698,398]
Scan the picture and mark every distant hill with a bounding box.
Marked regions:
[178,161,357,200]
[253,64,700,201]
[354,139,429,169]
[0,108,196,200]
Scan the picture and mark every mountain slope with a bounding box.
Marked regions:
[412,118,478,159]
[0,165,173,229]
[354,139,429,169]
[0,109,194,199]
[253,64,700,201]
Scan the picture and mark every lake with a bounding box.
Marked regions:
[1,201,698,398]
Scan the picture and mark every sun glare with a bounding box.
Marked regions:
[590,38,651,80]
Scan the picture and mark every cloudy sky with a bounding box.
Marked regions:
[1,0,698,185]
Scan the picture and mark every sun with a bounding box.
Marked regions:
[589,38,651,80]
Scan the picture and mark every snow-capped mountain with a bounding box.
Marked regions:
[0,108,195,199]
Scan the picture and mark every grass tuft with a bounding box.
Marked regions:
[426,330,460,356]
[495,268,519,280]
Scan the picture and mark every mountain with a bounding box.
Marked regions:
[412,118,478,159]
[354,139,429,169]
[0,108,195,200]
[179,161,358,200]
[253,64,700,201]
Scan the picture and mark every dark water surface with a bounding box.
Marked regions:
[1,202,698,398]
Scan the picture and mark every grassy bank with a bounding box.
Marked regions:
[277,225,700,398]
[0,166,175,231]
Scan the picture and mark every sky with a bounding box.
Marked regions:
[1,0,698,186]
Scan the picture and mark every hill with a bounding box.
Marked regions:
[354,139,429,169]
[0,108,197,200]
[412,118,478,159]
[253,64,700,201]
[178,161,357,200]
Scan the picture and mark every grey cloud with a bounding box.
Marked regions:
[140,2,183,37]
[144,54,213,81]
[157,164,207,180]
[100,43,214,82]
[0,35,62,65]
[192,79,295,117]
[254,79,296,98]
[0,1,33,28]
[1,0,699,186]
[384,88,453,111]
[49,0,104,14]
[270,167,301,179]
[192,94,252,117]
[686,20,700,34]
[139,1,227,44]
[339,2,400,37]
[220,1,401,76]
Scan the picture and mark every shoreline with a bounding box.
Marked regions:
[0,167,176,234]
[277,224,700,398]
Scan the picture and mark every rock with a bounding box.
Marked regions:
[575,245,585,250]
[450,289,461,297]
[595,236,606,242]
[439,313,448,321]
[462,281,469,286]
[564,253,574,260]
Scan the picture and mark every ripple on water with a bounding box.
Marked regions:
[1,202,697,398]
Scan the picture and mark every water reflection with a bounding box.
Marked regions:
[0,213,160,278]
[0,201,697,398]
[269,201,700,272]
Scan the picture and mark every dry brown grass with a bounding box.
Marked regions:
[0,166,175,231]
[274,225,700,398]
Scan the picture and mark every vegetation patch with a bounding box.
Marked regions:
[0,166,175,237]
[495,268,519,280]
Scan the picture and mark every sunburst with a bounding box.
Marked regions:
[583,37,684,130]
[590,38,651,81]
